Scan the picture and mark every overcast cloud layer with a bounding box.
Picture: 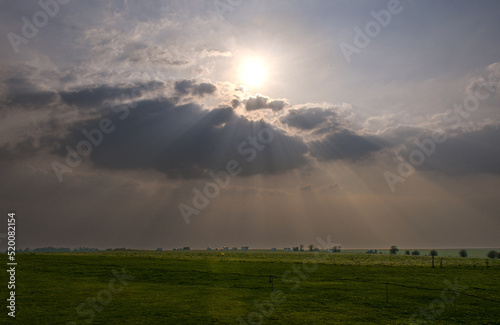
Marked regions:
[1,0,500,250]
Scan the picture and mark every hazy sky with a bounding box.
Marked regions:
[1,0,500,250]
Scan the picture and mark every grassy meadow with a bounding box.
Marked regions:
[1,250,499,324]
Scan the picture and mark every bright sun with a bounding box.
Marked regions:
[240,59,267,87]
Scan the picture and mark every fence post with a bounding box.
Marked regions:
[386,282,389,303]
[440,258,443,268]
[432,255,435,268]
[269,275,275,291]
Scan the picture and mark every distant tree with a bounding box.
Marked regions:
[299,244,304,252]
[458,249,468,258]
[430,249,438,257]
[308,244,314,252]
[405,250,411,255]
[487,250,498,259]
[293,247,299,252]
[389,245,399,255]
[411,250,420,256]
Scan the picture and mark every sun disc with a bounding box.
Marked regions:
[241,59,267,87]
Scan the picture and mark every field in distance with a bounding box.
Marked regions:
[1,250,499,324]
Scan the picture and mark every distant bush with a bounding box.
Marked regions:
[405,250,410,255]
[458,249,468,258]
[389,245,399,255]
[487,250,498,259]
[411,250,420,256]
[430,249,438,257]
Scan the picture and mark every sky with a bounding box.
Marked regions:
[1,0,500,250]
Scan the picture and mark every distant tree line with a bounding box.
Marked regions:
[9,247,102,253]
[384,247,500,259]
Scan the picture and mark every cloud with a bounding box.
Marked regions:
[466,61,500,96]
[53,96,308,178]
[0,77,58,111]
[174,80,216,97]
[60,81,167,109]
[309,130,382,160]
[245,94,289,112]
[117,42,190,66]
[280,105,387,160]
[283,106,341,130]
[200,49,232,58]
[4,91,58,110]
[417,123,500,175]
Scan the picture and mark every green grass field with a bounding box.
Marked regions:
[1,251,499,324]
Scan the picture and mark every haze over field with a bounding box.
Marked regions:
[1,0,500,250]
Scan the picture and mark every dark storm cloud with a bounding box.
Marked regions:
[59,81,165,109]
[417,124,500,175]
[4,77,35,94]
[0,77,58,110]
[245,94,288,111]
[0,140,32,161]
[174,80,216,97]
[283,106,340,130]
[281,105,387,160]
[309,130,382,160]
[4,91,58,110]
[192,83,217,97]
[0,78,167,112]
[16,77,500,178]
[55,97,308,178]
[231,98,240,108]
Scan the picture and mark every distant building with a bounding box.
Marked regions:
[271,248,277,251]
[223,246,229,251]
[183,247,190,251]
[206,247,211,251]
[241,246,249,251]
[156,248,163,251]
[232,247,238,251]
[284,247,292,251]
[367,249,378,254]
